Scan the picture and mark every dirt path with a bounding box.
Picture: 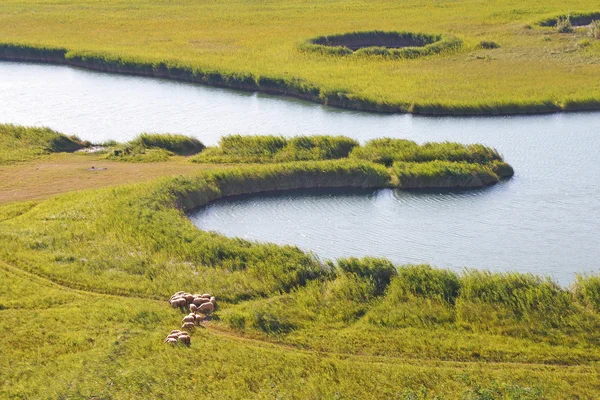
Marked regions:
[0,153,220,204]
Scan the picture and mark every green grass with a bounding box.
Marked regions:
[132,133,205,156]
[191,134,359,164]
[0,0,599,114]
[0,123,88,164]
[191,136,514,188]
[349,138,504,166]
[393,161,501,189]
[0,149,599,397]
[6,261,596,399]
[107,133,205,162]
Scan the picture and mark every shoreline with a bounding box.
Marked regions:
[2,43,599,116]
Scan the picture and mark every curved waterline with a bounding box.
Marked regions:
[2,59,600,285]
[2,43,600,115]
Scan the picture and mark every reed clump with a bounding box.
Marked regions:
[107,133,204,162]
[555,15,574,33]
[132,133,205,156]
[573,274,600,311]
[349,138,503,166]
[191,134,359,163]
[0,123,89,164]
[393,161,500,188]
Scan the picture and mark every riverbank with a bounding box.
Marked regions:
[2,42,600,116]
[2,159,600,397]
[2,127,600,397]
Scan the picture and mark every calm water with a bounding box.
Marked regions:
[2,61,599,284]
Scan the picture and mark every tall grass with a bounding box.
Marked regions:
[107,133,204,162]
[555,15,574,33]
[457,270,573,329]
[2,156,600,396]
[334,257,397,295]
[191,135,511,188]
[391,264,461,303]
[191,134,359,163]
[350,138,503,166]
[132,133,205,156]
[573,274,600,310]
[393,160,500,188]
[0,123,88,164]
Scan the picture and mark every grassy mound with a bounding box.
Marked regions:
[191,135,512,189]
[349,138,503,165]
[107,133,205,162]
[132,133,206,156]
[0,124,88,164]
[393,160,500,188]
[191,135,359,163]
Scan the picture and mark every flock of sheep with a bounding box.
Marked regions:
[163,291,216,346]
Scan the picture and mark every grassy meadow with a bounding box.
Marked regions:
[1,126,600,398]
[0,0,599,113]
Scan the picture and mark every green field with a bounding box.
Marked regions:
[2,0,600,395]
[1,126,600,398]
[1,0,600,113]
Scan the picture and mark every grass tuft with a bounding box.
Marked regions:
[191,134,358,163]
[0,123,88,164]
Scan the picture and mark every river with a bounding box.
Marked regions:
[2,61,599,284]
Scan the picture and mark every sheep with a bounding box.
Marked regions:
[201,293,211,299]
[198,302,214,314]
[178,335,191,346]
[184,294,194,303]
[189,304,198,312]
[210,296,216,304]
[192,297,209,306]
[182,315,195,323]
[182,321,195,330]
[172,298,187,307]
[165,338,178,344]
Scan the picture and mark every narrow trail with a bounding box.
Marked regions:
[2,257,599,372]
[0,258,163,301]
[202,322,600,372]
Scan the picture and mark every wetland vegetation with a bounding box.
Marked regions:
[1,125,599,398]
[1,0,600,396]
[0,0,599,114]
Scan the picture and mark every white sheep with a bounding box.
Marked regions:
[182,315,195,323]
[198,302,214,314]
[181,321,195,330]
